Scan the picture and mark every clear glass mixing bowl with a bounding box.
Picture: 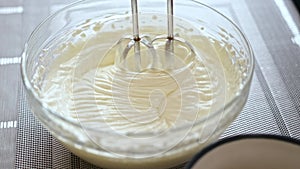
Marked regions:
[21,0,254,169]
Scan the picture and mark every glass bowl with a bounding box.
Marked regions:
[21,0,254,169]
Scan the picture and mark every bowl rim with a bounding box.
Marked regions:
[21,0,255,135]
[185,134,300,169]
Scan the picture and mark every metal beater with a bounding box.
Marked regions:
[151,0,196,69]
[114,0,196,71]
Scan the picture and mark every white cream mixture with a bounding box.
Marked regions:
[33,14,244,169]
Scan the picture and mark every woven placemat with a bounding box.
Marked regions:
[16,0,300,168]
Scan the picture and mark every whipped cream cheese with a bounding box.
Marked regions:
[32,13,243,169]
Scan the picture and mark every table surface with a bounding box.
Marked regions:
[1,0,300,168]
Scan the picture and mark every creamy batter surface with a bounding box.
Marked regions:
[32,13,244,168]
